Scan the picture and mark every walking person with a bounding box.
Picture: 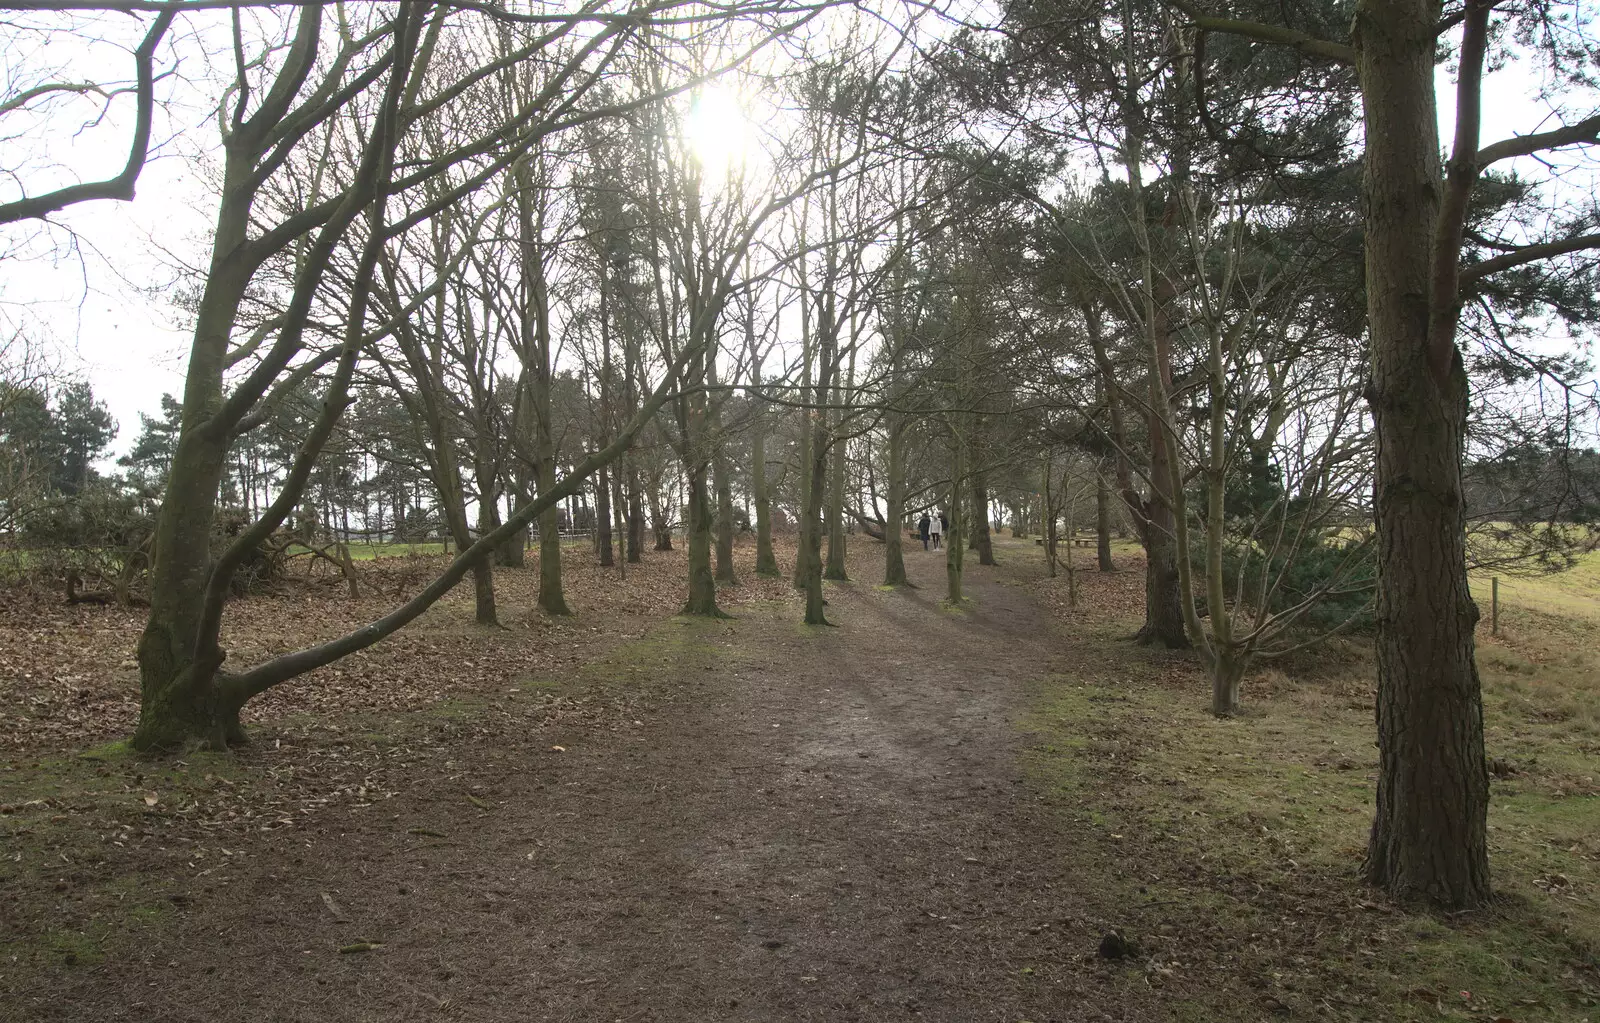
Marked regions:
[918,512,931,551]
[929,510,943,550]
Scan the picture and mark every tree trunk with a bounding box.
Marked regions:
[627,470,646,561]
[1042,456,1057,579]
[708,361,736,586]
[1135,307,1187,648]
[610,463,628,572]
[536,460,570,615]
[750,388,779,579]
[971,474,995,566]
[801,279,833,623]
[469,499,497,626]
[713,448,736,585]
[515,158,570,617]
[595,462,614,567]
[1137,505,1187,648]
[1096,466,1115,571]
[1357,0,1488,909]
[792,322,815,592]
[650,479,673,551]
[802,411,829,624]
[497,481,528,568]
[882,412,909,587]
[134,162,257,752]
[135,2,419,749]
[1212,647,1245,718]
[823,430,848,580]
[752,420,779,577]
[682,461,724,616]
[945,439,965,603]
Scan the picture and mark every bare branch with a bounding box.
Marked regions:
[0,11,174,224]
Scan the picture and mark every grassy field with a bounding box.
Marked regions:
[341,540,450,560]
[339,536,605,560]
[1472,547,1600,628]
[1019,538,1600,1022]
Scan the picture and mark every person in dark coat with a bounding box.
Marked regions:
[917,513,931,550]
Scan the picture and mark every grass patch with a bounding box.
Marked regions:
[518,614,730,698]
[1018,547,1600,1022]
[1472,547,1600,629]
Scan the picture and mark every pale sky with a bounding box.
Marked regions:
[2,11,1596,460]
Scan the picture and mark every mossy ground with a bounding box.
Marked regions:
[1016,537,1600,1022]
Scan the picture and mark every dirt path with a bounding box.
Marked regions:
[19,547,1163,1022]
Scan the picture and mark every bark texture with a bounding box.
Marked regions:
[1356,0,1489,908]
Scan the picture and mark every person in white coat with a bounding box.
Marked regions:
[928,510,943,549]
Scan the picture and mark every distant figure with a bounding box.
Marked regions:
[929,511,943,549]
[918,512,931,550]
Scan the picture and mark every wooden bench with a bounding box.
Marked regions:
[1035,537,1095,548]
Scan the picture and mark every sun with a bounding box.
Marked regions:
[683,84,758,180]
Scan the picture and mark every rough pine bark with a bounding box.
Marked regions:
[1357,0,1489,908]
[1134,307,1187,648]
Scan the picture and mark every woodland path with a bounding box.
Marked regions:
[27,545,1167,1022]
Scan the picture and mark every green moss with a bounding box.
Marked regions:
[37,928,105,967]
[77,739,134,761]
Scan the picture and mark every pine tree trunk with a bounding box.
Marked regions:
[1357,0,1488,909]
[1137,506,1187,647]
[1096,467,1115,571]
[1135,345,1187,647]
